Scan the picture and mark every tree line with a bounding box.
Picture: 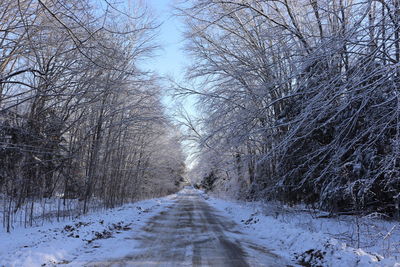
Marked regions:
[0,0,185,231]
[177,0,400,218]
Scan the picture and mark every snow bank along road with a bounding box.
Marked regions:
[87,189,287,266]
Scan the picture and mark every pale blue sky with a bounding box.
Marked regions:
[143,0,198,123]
[145,0,187,80]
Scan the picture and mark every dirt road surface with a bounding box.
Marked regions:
[87,189,289,266]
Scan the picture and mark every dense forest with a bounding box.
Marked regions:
[0,0,185,231]
[177,0,400,218]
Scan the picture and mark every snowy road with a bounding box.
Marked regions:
[2,189,397,266]
[86,189,286,266]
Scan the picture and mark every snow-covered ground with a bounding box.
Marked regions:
[0,194,177,266]
[203,191,400,267]
[1,189,399,266]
